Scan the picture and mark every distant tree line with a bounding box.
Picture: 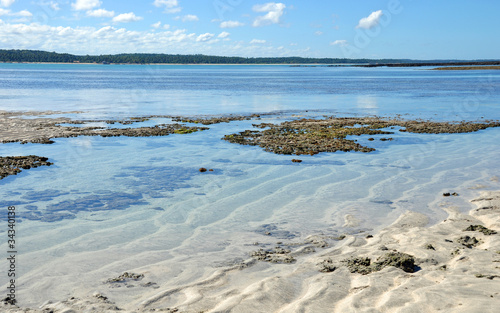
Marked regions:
[0,49,497,65]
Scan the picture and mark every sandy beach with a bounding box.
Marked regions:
[2,187,499,312]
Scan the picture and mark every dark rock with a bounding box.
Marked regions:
[374,252,417,273]
[251,248,296,264]
[464,225,497,235]
[457,236,480,248]
[341,252,416,275]
[199,168,207,172]
[106,272,144,283]
[318,259,337,273]
[425,244,436,250]
[0,155,53,180]
[342,257,372,275]
[2,296,16,305]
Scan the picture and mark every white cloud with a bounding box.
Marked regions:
[14,10,32,17]
[47,1,60,11]
[112,12,143,23]
[315,31,323,36]
[38,1,61,11]
[0,8,32,17]
[152,22,170,29]
[0,22,202,54]
[72,0,102,11]
[181,14,198,22]
[252,2,286,27]
[153,0,181,13]
[0,0,15,7]
[356,10,383,29]
[250,39,266,44]
[330,40,348,47]
[218,31,230,38]
[86,9,115,18]
[196,33,214,42]
[153,0,177,7]
[0,20,317,58]
[220,20,244,28]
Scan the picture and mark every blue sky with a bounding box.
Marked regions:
[0,0,499,59]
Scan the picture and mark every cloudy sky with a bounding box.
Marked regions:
[0,0,499,59]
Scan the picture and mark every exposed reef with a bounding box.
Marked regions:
[0,111,209,145]
[170,113,262,125]
[0,156,53,180]
[223,116,500,155]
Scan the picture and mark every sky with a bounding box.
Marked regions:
[0,0,499,59]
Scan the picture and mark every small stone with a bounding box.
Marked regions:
[318,259,337,273]
[199,168,207,172]
[425,244,436,250]
[443,193,451,197]
[457,236,480,248]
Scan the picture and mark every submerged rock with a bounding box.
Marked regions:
[0,155,53,180]
[251,248,296,264]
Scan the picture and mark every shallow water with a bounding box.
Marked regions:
[0,64,499,307]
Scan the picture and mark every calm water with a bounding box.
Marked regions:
[1,64,500,306]
[1,63,499,119]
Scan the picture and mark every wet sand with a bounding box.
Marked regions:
[2,189,499,312]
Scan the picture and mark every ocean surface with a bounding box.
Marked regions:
[1,63,500,307]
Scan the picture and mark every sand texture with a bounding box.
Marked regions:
[2,190,499,313]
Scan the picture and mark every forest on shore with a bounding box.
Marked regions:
[2,49,498,66]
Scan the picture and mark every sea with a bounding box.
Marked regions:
[1,63,500,307]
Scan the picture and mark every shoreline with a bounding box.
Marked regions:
[432,65,500,70]
[2,61,500,68]
[2,188,499,312]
